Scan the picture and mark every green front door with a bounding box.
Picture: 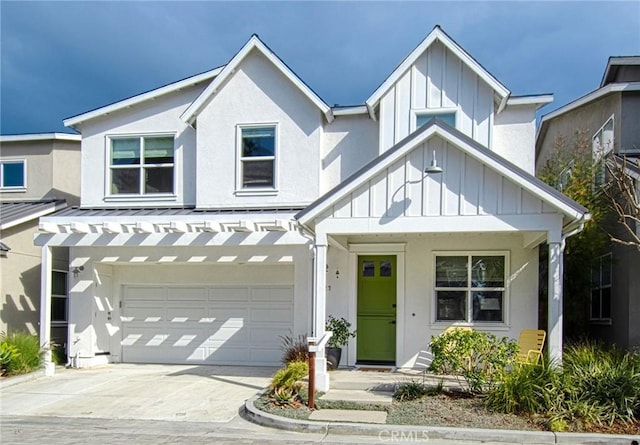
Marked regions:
[357,255,396,363]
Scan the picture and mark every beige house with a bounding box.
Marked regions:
[0,133,81,353]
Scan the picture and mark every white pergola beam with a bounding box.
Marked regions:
[202,221,222,233]
[70,222,91,234]
[39,222,60,233]
[102,222,123,234]
[134,221,155,233]
[170,221,189,233]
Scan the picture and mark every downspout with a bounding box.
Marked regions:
[561,213,591,251]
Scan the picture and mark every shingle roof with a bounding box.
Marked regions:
[0,200,67,230]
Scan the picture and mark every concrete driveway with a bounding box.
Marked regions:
[1,364,275,423]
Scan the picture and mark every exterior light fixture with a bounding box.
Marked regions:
[424,150,443,174]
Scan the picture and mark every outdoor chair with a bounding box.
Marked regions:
[516,329,546,364]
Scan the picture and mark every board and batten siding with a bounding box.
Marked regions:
[379,41,494,153]
[329,137,554,219]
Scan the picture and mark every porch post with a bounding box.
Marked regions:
[313,235,330,391]
[547,240,563,365]
[39,245,55,376]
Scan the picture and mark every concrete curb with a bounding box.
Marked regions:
[0,369,45,390]
[244,393,639,445]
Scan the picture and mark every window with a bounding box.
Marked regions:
[591,253,612,322]
[0,160,26,189]
[109,135,174,195]
[416,110,456,129]
[51,271,68,324]
[592,116,614,158]
[434,254,506,323]
[239,125,276,189]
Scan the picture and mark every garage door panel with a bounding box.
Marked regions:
[122,283,293,366]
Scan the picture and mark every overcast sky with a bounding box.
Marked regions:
[1,1,639,135]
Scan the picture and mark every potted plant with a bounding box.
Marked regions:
[325,315,356,370]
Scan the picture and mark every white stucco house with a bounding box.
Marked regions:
[37,26,588,389]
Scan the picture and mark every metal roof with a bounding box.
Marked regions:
[0,200,67,230]
[51,206,305,218]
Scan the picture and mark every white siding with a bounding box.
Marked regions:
[330,136,546,219]
[379,41,495,153]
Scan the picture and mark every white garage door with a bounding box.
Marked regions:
[121,285,293,366]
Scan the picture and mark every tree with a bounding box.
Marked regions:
[604,155,640,251]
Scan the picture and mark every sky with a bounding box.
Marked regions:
[1,1,639,135]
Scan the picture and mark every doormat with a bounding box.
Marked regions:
[356,366,395,372]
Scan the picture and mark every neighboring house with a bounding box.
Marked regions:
[37,27,588,389]
[536,56,640,351]
[0,133,81,354]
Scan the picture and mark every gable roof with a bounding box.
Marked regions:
[64,66,224,130]
[181,35,333,125]
[365,26,511,117]
[297,119,588,227]
[0,200,67,231]
[601,56,640,87]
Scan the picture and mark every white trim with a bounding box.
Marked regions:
[348,243,406,253]
[0,158,27,190]
[64,67,224,129]
[0,201,67,231]
[0,133,81,143]
[332,106,368,116]
[600,56,640,87]
[592,114,615,158]
[366,27,510,114]
[181,36,333,125]
[235,123,279,193]
[506,95,553,109]
[299,123,586,225]
[431,251,510,326]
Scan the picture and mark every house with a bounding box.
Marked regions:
[536,56,640,351]
[0,133,81,355]
[36,27,588,389]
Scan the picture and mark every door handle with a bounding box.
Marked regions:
[392,304,396,308]
[390,320,396,324]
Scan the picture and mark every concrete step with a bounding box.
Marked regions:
[319,389,393,405]
[309,408,387,424]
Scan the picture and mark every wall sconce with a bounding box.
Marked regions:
[424,150,443,174]
[71,265,84,278]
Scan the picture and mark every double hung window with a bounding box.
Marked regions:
[434,254,506,323]
[590,253,612,322]
[239,126,276,189]
[0,160,26,190]
[110,135,174,195]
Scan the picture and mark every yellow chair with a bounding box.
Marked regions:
[517,329,546,364]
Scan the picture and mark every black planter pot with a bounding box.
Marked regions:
[326,347,342,370]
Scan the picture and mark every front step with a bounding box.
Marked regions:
[318,389,393,405]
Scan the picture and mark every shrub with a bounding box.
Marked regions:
[51,343,67,366]
[0,332,44,375]
[0,342,19,376]
[429,330,518,394]
[394,380,443,401]
[280,332,309,364]
[326,315,356,348]
[271,360,309,391]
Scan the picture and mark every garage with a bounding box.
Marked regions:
[121,284,293,366]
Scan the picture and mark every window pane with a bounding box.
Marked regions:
[112,139,140,165]
[380,261,392,277]
[601,256,611,286]
[2,162,25,187]
[52,271,67,295]
[242,160,274,188]
[144,137,174,164]
[111,168,140,194]
[436,291,466,321]
[144,167,173,193]
[242,127,275,157]
[472,256,504,288]
[417,112,455,129]
[51,296,67,322]
[591,289,601,319]
[362,261,375,277]
[435,256,467,287]
[472,291,503,322]
[601,288,611,319]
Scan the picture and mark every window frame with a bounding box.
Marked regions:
[432,251,509,327]
[0,159,27,191]
[51,269,69,325]
[411,107,458,132]
[592,115,614,159]
[235,123,279,195]
[106,133,176,199]
[590,252,612,324]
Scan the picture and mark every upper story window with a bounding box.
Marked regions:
[434,253,507,324]
[590,252,612,322]
[0,159,26,190]
[415,109,457,130]
[109,135,174,195]
[592,116,614,159]
[238,125,276,190]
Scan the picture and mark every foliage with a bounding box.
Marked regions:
[604,155,640,251]
[0,332,44,375]
[51,343,67,366]
[486,341,640,427]
[0,342,20,376]
[268,360,309,408]
[326,315,356,348]
[279,332,309,365]
[538,130,612,339]
[270,386,301,407]
[394,380,442,401]
[429,329,518,394]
